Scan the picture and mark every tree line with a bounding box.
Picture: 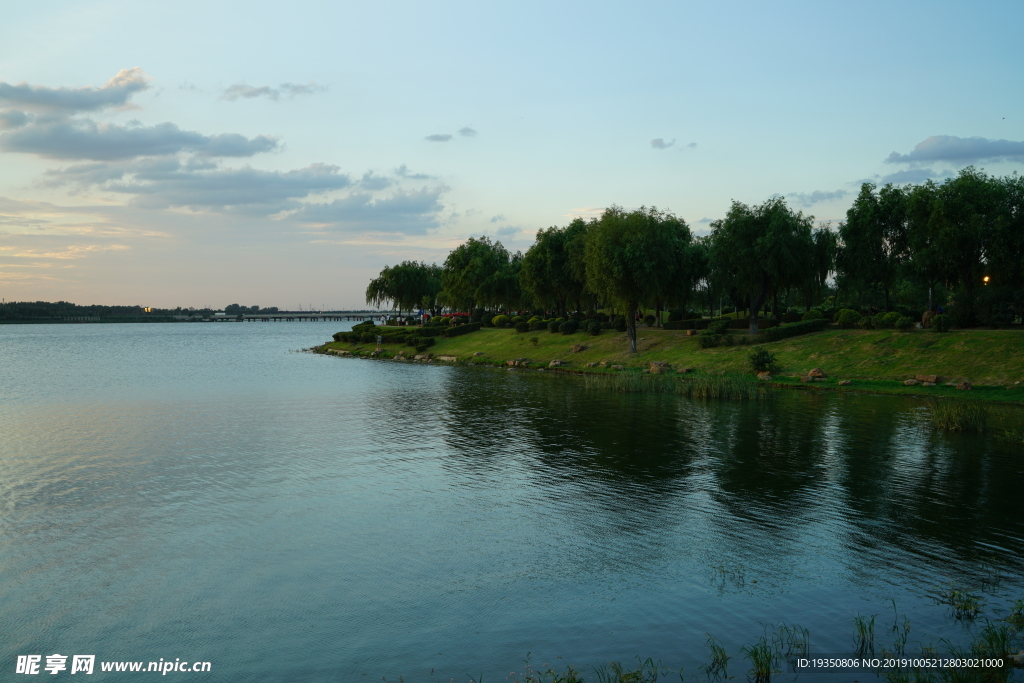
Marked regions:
[366,167,1023,352]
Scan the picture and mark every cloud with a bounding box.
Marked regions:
[687,142,697,149]
[0,110,29,129]
[293,187,446,235]
[788,189,849,207]
[489,214,505,223]
[651,138,675,149]
[45,159,351,212]
[359,171,393,191]
[0,68,150,112]
[394,164,433,180]
[885,135,1024,165]
[878,168,954,185]
[1,119,278,160]
[696,217,714,223]
[425,133,452,142]
[221,82,326,101]
[458,126,477,137]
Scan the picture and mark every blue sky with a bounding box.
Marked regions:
[1,0,1021,308]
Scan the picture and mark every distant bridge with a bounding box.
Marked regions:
[218,313,380,322]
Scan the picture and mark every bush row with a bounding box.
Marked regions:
[757,318,828,343]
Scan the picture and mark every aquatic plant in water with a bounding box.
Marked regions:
[929,398,987,432]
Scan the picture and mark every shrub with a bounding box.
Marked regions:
[613,317,627,332]
[781,312,801,323]
[491,314,510,328]
[404,335,421,346]
[510,315,523,324]
[721,306,735,314]
[548,321,561,333]
[514,321,530,333]
[596,312,610,322]
[757,318,828,343]
[895,316,913,331]
[561,319,580,334]
[706,319,730,335]
[667,308,684,322]
[360,332,375,343]
[418,326,444,337]
[332,331,346,342]
[528,315,542,323]
[529,336,539,346]
[932,314,952,332]
[802,309,824,321]
[644,314,656,327]
[748,347,778,373]
[442,322,482,337]
[554,317,566,323]
[529,320,546,331]
[859,315,878,330]
[879,311,901,328]
[698,334,723,348]
[415,344,430,353]
[835,309,862,328]
[587,321,601,336]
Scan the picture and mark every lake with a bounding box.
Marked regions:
[1,321,1022,681]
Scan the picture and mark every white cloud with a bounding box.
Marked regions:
[651,138,675,149]
[425,133,452,142]
[0,68,151,112]
[221,82,327,101]
[886,135,1024,165]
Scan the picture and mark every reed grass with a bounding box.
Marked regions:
[699,635,730,681]
[740,635,777,683]
[936,585,984,621]
[581,371,771,400]
[854,613,876,657]
[929,398,988,432]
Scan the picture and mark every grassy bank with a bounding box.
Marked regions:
[322,326,1024,403]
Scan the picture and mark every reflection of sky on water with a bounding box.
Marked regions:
[1,322,1022,681]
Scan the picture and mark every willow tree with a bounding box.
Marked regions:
[365,261,440,317]
[709,197,813,334]
[584,206,693,353]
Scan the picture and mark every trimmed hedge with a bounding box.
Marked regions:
[757,318,827,343]
[443,322,482,337]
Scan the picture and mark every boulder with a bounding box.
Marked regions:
[915,374,939,383]
[437,355,458,362]
[677,367,694,374]
[571,344,588,353]
[610,365,625,371]
[473,351,484,356]
[807,368,827,378]
[598,361,608,367]
[585,362,598,368]
[922,381,937,387]
[686,329,697,336]
[922,310,936,328]
[838,380,851,386]
[904,379,920,386]
[800,376,813,383]
[548,360,564,368]
[642,369,650,373]
[649,361,670,371]
[957,381,973,390]
[756,371,772,380]
[506,360,517,367]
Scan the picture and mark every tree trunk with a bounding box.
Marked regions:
[626,303,638,353]
[772,290,780,322]
[749,287,767,335]
[928,284,934,312]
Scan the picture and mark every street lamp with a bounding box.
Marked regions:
[983,276,991,286]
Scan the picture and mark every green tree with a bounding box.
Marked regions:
[365,261,440,316]
[709,197,813,334]
[439,236,522,312]
[838,183,908,312]
[584,206,693,353]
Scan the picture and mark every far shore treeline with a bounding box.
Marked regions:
[365,168,1023,352]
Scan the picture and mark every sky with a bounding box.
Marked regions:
[1,0,1022,309]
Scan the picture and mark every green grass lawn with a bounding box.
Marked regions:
[323,326,1024,403]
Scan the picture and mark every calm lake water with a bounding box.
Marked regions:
[1,322,1022,682]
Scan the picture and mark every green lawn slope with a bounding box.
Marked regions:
[323,326,1024,402]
